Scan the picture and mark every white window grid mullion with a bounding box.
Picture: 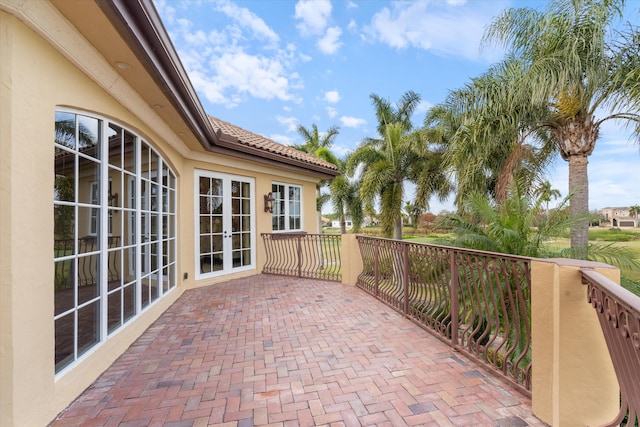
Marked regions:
[194,171,200,279]
[222,179,229,272]
[157,157,164,295]
[135,138,142,314]
[285,188,291,231]
[73,142,80,362]
[250,182,256,266]
[99,119,108,343]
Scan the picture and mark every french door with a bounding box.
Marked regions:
[195,170,255,278]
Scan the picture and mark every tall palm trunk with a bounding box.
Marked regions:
[555,118,598,260]
[568,155,589,258]
[393,217,403,240]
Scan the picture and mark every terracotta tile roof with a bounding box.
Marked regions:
[208,116,338,172]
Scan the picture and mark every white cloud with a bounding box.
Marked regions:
[332,144,353,157]
[157,3,307,107]
[347,19,357,33]
[295,0,332,36]
[325,90,341,103]
[364,1,507,61]
[270,134,296,145]
[215,0,279,47]
[154,0,176,25]
[340,116,367,128]
[276,115,299,132]
[415,100,434,115]
[213,51,298,102]
[188,70,230,106]
[317,26,343,54]
[298,52,313,62]
[347,1,358,9]
[327,106,338,118]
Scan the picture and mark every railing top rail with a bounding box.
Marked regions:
[262,232,334,237]
[582,268,640,316]
[355,234,532,263]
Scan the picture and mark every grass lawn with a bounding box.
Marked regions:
[326,226,640,295]
[403,227,640,296]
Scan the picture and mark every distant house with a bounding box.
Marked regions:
[600,207,638,228]
[331,218,354,230]
[363,215,380,227]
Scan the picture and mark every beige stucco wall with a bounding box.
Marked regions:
[0,6,322,427]
[531,258,619,426]
[0,10,185,427]
[341,234,363,286]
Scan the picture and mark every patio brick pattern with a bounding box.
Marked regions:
[50,275,546,427]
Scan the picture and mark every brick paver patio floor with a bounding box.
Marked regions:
[50,275,545,427]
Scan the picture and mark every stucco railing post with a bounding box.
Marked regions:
[531,258,620,426]
[341,234,362,286]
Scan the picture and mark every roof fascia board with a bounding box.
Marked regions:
[97,0,338,178]
[212,133,339,179]
[97,0,216,149]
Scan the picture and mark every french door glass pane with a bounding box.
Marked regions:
[54,259,74,315]
[77,301,99,356]
[54,153,75,202]
[107,289,122,333]
[123,283,135,322]
[108,124,123,169]
[77,116,100,159]
[54,112,77,150]
[55,314,74,371]
[124,131,136,173]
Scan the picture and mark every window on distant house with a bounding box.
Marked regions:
[271,182,302,232]
[53,109,177,375]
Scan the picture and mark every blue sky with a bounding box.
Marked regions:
[155,0,639,214]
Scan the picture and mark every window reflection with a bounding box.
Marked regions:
[53,110,177,374]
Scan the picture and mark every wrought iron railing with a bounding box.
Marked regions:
[582,268,640,427]
[54,236,122,289]
[262,233,342,281]
[356,235,532,394]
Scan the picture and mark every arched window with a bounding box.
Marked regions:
[53,110,177,374]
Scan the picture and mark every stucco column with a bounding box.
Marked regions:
[341,234,362,286]
[531,258,619,426]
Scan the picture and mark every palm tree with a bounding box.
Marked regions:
[293,123,340,163]
[629,204,640,220]
[347,123,409,239]
[483,0,640,258]
[404,201,422,231]
[348,123,449,239]
[349,91,450,239]
[329,159,363,234]
[370,90,421,136]
[424,60,555,210]
[436,180,574,258]
[535,181,562,216]
[293,123,341,232]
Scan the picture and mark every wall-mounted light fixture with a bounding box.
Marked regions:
[108,189,119,211]
[264,192,274,213]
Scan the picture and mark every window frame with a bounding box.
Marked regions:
[194,169,256,280]
[271,181,303,233]
[53,108,177,377]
